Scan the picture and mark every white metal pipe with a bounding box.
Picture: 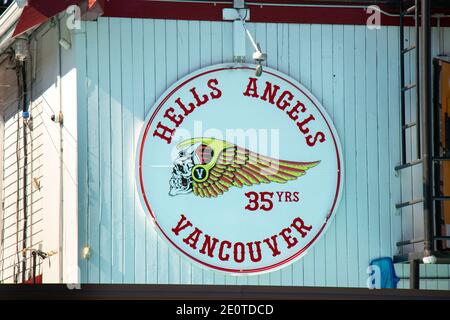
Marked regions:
[239,15,259,52]
[56,15,64,284]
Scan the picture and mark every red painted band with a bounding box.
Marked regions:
[13,0,450,37]
[102,1,450,27]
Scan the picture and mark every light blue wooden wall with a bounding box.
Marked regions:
[75,17,450,288]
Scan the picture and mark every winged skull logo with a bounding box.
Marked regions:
[169,138,320,198]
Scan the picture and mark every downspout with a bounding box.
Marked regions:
[14,36,30,283]
[21,60,28,283]
[13,65,21,283]
[56,17,64,283]
[421,0,433,257]
[31,250,36,284]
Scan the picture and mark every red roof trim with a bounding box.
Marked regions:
[12,0,78,37]
[102,1,450,27]
[103,0,229,21]
[12,1,450,39]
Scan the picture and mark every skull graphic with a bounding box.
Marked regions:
[169,147,196,196]
[169,142,215,196]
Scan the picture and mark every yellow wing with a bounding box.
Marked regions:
[191,142,320,198]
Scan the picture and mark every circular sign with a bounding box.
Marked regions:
[137,64,343,275]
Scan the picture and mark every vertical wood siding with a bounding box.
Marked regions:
[0,21,69,283]
[0,101,45,283]
[76,18,450,288]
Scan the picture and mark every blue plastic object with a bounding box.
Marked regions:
[22,111,30,119]
[369,257,400,289]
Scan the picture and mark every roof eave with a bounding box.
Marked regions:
[0,2,23,54]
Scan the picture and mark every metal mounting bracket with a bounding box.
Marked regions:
[223,8,250,62]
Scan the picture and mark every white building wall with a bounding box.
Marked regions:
[0,16,78,283]
[75,17,450,288]
[0,88,45,283]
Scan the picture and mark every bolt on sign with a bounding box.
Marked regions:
[136,64,343,274]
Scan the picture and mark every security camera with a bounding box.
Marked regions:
[255,64,263,77]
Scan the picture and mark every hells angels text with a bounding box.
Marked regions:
[152,77,327,147]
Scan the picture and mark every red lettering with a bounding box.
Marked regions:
[279,228,298,249]
[199,234,219,258]
[163,107,184,127]
[183,227,203,249]
[207,78,222,99]
[190,87,209,106]
[276,191,284,202]
[287,101,306,121]
[260,192,274,211]
[276,90,294,111]
[291,217,312,238]
[219,240,231,261]
[245,191,259,211]
[153,122,175,144]
[247,241,262,262]
[261,82,280,104]
[243,77,259,98]
[175,97,195,117]
[171,214,192,236]
[263,235,281,257]
[233,242,245,263]
[284,191,292,202]
[306,131,326,147]
[297,114,315,134]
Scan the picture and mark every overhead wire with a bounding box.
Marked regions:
[37,110,77,187]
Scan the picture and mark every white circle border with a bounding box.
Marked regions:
[135,63,345,275]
